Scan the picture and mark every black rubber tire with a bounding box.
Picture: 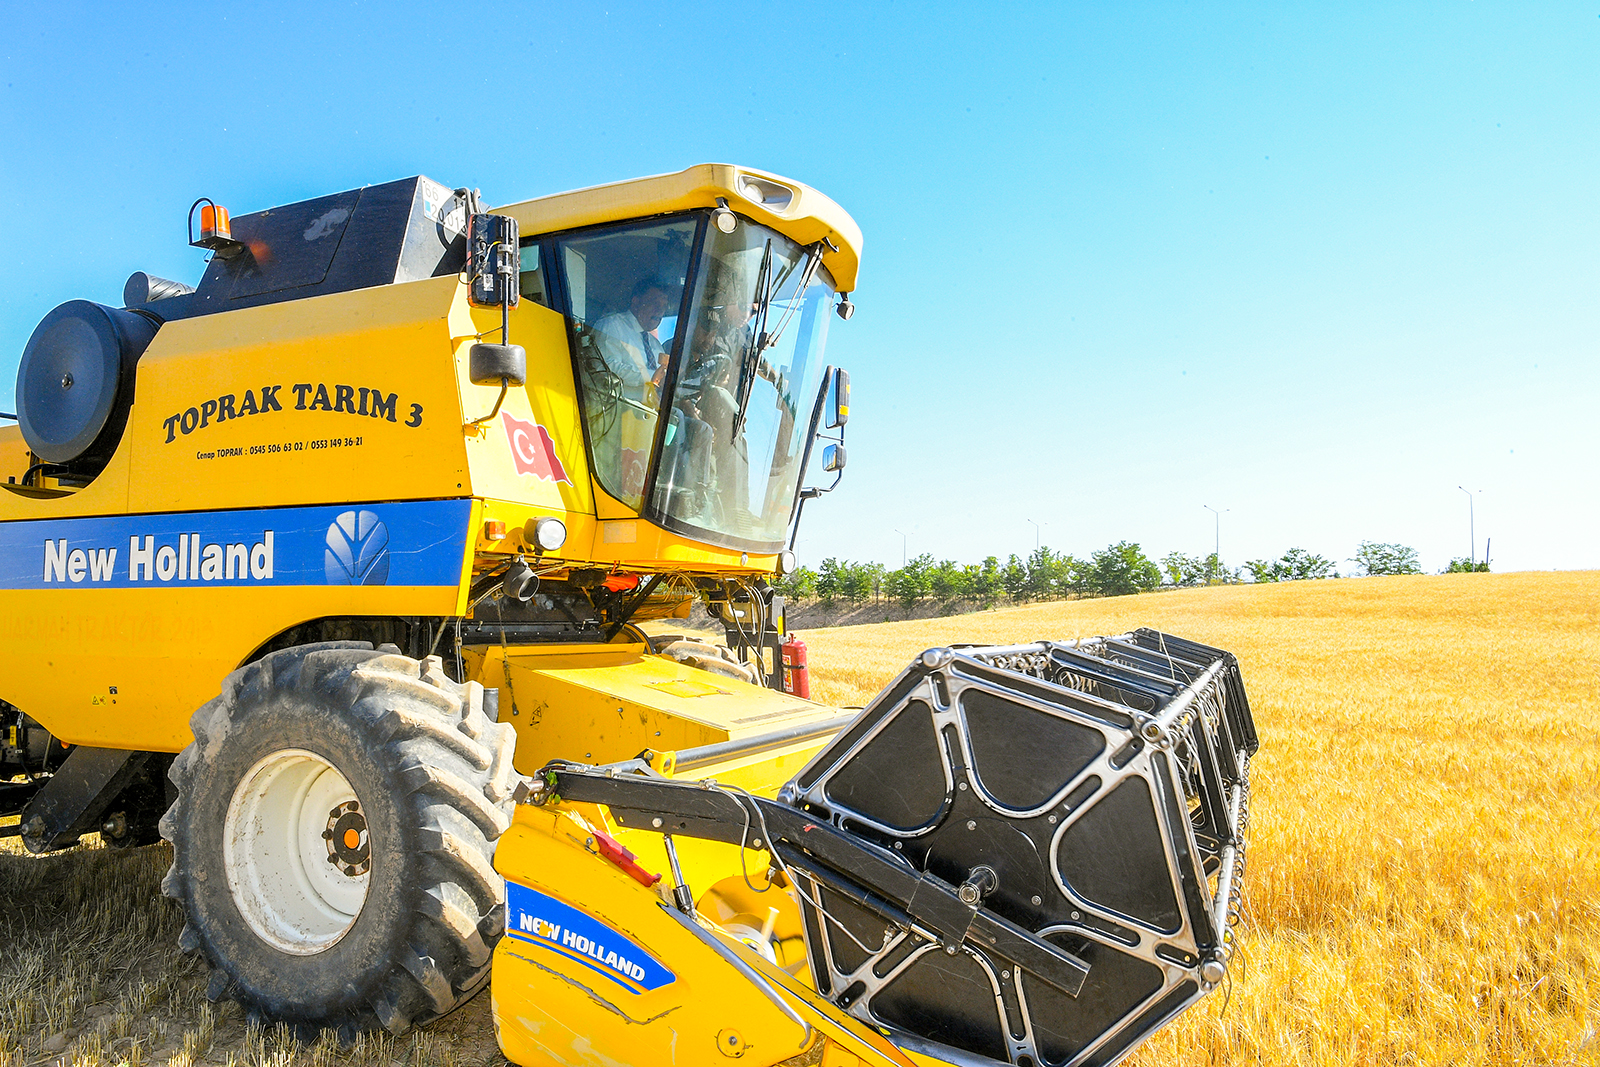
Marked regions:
[159,642,519,1036]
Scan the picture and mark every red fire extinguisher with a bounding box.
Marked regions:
[781,634,810,699]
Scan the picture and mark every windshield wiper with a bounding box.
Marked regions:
[731,240,774,438]
[731,240,825,438]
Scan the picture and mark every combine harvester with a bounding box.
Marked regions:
[0,165,1256,1066]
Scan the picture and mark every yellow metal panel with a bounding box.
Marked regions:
[455,296,595,520]
[492,804,815,1067]
[661,737,836,799]
[585,509,782,572]
[123,276,469,512]
[464,641,833,776]
[470,496,598,573]
[0,426,132,518]
[0,426,29,486]
[732,953,922,1067]
[493,803,915,1067]
[0,584,460,750]
[495,163,863,294]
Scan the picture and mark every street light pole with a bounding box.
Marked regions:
[1457,486,1475,565]
[1203,505,1227,581]
[1027,519,1043,552]
[894,529,908,568]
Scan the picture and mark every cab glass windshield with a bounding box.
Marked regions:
[555,218,696,510]
[555,212,834,550]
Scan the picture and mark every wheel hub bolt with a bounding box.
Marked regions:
[324,800,370,876]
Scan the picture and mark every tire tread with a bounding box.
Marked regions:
[162,643,516,1036]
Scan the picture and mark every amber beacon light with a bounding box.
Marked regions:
[187,198,244,257]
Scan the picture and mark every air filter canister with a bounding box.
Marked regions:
[16,300,158,467]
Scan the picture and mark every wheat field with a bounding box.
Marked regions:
[802,571,1600,1066]
[0,571,1594,1065]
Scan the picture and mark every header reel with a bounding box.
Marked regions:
[551,628,1256,1067]
[784,628,1255,1066]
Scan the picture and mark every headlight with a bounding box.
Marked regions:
[531,517,567,554]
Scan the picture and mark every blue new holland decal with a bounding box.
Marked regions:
[0,499,470,590]
[505,882,675,994]
[324,509,391,586]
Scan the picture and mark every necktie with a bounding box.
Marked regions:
[641,330,656,372]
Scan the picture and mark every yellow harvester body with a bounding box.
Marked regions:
[0,162,938,1065]
[0,164,858,756]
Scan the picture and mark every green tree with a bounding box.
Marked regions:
[884,553,934,608]
[971,556,1002,607]
[1001,554,1029,602]
[1203,552,1240,584]
[929,559,968,601]
[1246,548,1337,582]
[840,561,880,603]
[910,555,933,600]
[1051,554,1086,598]
[1161,551,1208,587]
[1025,546,1067,601]
[1444,558,1490,573]
[773,566,817,601]
[959,563,982,600]
[1087,542,1162,597]
[1354,541,1422,576]
[814,558,844,602]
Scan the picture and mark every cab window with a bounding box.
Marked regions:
[552,219,696,509]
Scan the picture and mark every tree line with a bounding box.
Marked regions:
[775,540,1479,608]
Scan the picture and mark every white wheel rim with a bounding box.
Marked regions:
[223,749,371,954]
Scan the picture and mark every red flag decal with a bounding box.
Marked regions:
[502,411,572,485]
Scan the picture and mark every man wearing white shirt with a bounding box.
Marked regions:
[592,279,672,405]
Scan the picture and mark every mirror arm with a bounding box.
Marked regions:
[787,471,843,552]
[467,378,512,429]
[787,429,847,551]
[788,493,814,552]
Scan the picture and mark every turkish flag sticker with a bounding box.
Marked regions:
[502,411,572,485]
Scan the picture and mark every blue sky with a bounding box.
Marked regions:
[2,2,1595,574]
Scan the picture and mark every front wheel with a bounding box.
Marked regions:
[160,643,519,1035]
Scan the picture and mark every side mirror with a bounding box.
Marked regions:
[469,342,526,386]
[822,443,847,473]
[467,213,520,308]
[826,368,850,429]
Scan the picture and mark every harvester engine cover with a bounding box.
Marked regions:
[546,628,1255,1067]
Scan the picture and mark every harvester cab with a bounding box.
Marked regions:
[0,165,1256,1067]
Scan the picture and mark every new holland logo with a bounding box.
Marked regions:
[504,882,674,994]
[324,510,389,586]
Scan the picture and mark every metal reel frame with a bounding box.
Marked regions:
[783,629,1256,1067]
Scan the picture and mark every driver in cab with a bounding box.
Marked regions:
[593,278,672,406]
